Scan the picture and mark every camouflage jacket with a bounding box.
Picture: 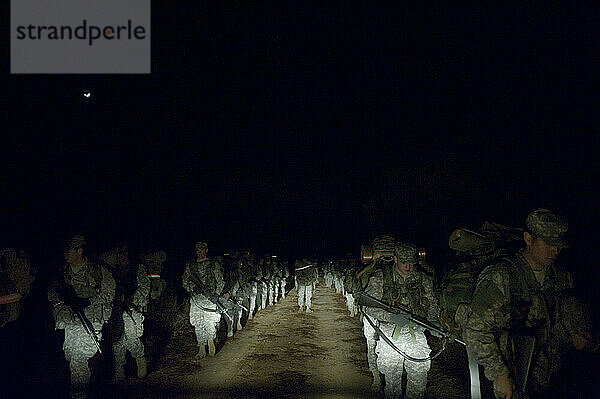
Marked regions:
[295,261,316,286]
[464,250,574,381]
[48,259,116,325]
[118,263,151,312]
[182,258,225,297]
[363,263,440,325]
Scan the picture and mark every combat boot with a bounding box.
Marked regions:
[306,308,313,313]
[135,356,147,378]
[236,317,243,331]
[208,339,216,356]
[227,324,234,337]
[195,345,207,359]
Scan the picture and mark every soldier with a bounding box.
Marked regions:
[182,241,226,358]
[243,252,261,320]
[343,258,360,317]
[464,209,594,398]
[48,236,115,399]
[323,260,334,288]
[222,254,242,337]
[360,242,439,399]
[295,259,315,312]
[0,249,35,328]
[277,258,289,300]
[109,243,151,382]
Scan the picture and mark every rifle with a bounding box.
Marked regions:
[58,284,102,353]
[188,273,247,322]
[354,290,465,345]
[509,334,535,399]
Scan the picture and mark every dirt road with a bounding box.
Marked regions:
[117,284,377,398]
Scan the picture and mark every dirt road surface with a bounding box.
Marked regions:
[116,285,380,398]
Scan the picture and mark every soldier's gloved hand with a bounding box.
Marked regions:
[389,313,409,329]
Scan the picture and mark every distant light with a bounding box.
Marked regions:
[271,255,277,258]
[223,253,230,256]
[83,90,92,98]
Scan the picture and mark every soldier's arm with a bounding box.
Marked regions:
[464,267,512,381]
[424,274,441,323]
[94,265,116,310]
[182,263,194,294]
[362,269,393,322]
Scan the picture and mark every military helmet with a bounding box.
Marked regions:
[395,242,417,264]
[525,208,568,248]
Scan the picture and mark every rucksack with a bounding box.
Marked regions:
[361,235,396,264]
[439,222,523,336]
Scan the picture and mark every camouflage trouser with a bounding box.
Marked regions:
[189,295,221,346]
[362,317,379,372]
[375,323,431,399]
[63,321,103,391]
[297,284,312,310]
[113,309,145,366]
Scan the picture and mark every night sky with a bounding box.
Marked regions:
[2,4,599,291]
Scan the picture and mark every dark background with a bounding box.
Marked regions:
[2,4,600,398]
[2,4,599,291]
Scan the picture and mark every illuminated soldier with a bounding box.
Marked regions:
[48,236,115,399]
[109,243,150,382]
[361,242,439,399]
[295,259,315,312]
[182,241,226,358]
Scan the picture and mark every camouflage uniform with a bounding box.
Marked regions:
[48,236,115,398]
[111,247,151,381]
[295,259,315,312]
[222,255,242,337]
[182,242,225,356]
[323,260,334,288]
[277,260,289,300]
[363,243,439,399]
[465,209,574,396]
[0,249,34,328]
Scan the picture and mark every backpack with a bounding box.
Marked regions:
[439,222,523,336]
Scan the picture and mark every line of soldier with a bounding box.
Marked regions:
[182,242,290,359]
[2,236,290,399]
[315,208,599,399]
[2,208,599,399]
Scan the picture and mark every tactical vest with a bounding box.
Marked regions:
[381,265,429,319]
